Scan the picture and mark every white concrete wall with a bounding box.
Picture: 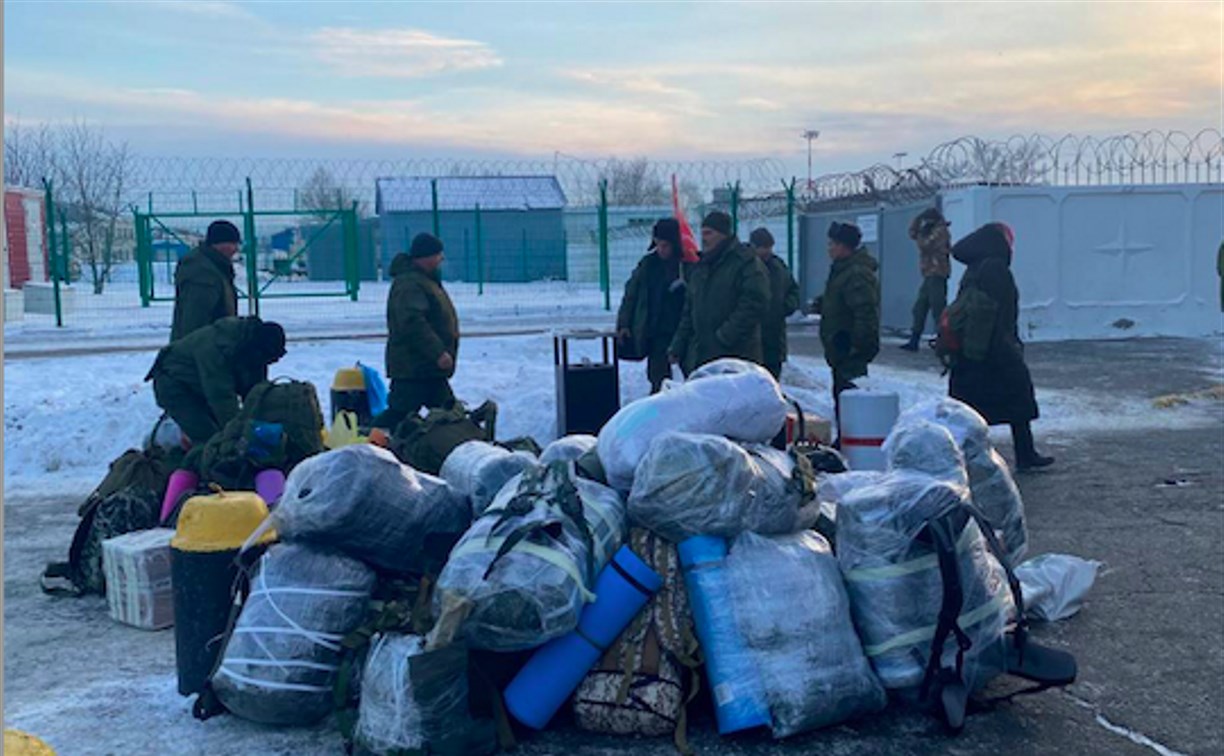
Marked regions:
[940,184,1224,341]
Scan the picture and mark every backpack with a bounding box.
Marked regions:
[390,400,498,475]
[934,285,998,367]
[194,378,325,489]
[573,529,700,751]
[41,447,172,597]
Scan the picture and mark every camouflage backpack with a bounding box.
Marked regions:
[193,378,325,489]
[573,528,700,752]
[41,447,172,597]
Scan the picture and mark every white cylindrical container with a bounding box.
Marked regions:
[839,390,900,471]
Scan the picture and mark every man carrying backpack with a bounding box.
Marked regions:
[171,220,240,341]
[145,316,287,447]
[373,232,459,430]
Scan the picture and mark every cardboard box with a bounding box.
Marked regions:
[786,410,833,446]
[103,528,175,630]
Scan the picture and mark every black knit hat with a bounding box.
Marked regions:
[701,210,732,237]
[649,218,683,254]
[409,232,444,259]
[254,321,287,363]
[205,220,241,246]
[827,221,862,249]
[748,227,774,248]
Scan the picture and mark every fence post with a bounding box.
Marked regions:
[345,203,360,301]
[474,203,484,296]
[59,211,70,324]
[43,179,64,327]
[521,227,529,281]
[599,179,610,311]
[784,178,796,272]
[244,178,259,317]
[730,181,740,236]
[431,179,441,238]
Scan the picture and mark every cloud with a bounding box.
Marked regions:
[310,27,503,78]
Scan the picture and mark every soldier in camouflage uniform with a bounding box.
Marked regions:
[373,233,460,430]
[748,227,800,380]
[171,220,240,342]
[901,208,952,351]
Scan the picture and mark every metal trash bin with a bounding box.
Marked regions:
[554,330,620,436]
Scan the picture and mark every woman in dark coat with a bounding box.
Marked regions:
[616,219,688,393]
[949,222,1054,470]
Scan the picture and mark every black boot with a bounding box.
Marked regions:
[1011,422,1055,471]
[899,333,920,352]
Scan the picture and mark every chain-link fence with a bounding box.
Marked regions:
[5,129,1219,344]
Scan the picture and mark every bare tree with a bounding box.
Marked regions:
[53,121,131,294]
[603,157,668,206]
[4,120,57,189]
[298,166,365,219]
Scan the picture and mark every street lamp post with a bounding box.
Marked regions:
[803,130,820,191]
[893,151,908,171]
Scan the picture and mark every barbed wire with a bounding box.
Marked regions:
[801,129,1224,209]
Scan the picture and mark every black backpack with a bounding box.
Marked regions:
[389,400,497,475]
[41,448,172,597]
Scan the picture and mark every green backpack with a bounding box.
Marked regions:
[41,447,173,596]
[390,400,498,475]
[193,378,326,489]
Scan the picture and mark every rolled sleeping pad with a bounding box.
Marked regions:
[504,545,663,729]
[171,491,277,697]
[677,535,771,735]
[254,469,286,508]
[838,390,900,471]
[160,469,199,526]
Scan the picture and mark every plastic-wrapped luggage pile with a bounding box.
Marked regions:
[175,365,1076,753]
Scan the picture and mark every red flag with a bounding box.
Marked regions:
[672,174,700,262]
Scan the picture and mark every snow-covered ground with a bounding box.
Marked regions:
[5,333,1217,500]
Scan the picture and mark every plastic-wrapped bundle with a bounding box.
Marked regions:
[213,544,376,725]
[354,634,473,755]
[540,435,597,465]
[725,532,886,736]
[273,445,471,575]
[836,472,1012,691]
[440,441,538,516]
[597,358,788,491]
[892,399,1028,564]
[814,471,883,541]
[883,419,969,486]
[435,462,627,652]
[628,432,814,542]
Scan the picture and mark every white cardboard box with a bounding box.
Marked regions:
[103,528,175,630]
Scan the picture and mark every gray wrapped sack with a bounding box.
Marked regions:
[213,544,377,725]
[836,472,1012,691]
[597,358,788,491]
[435,461,627,652]
[725,531,886,736]
[274,445,470,575]
[892,398,1028,564]
[354,634,478,755]
[440,441,537,516]
[628,432,815,542]
[540,435,598,465]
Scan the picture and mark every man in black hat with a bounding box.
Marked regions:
[373,232,460,430]
[748,227,800,379]
[816,221,880,423]
[617,218,689,392]
[668,210,769,374]
[902,207,952,351]
[146,316,286,447]
[171,219,241,341]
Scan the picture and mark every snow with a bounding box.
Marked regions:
[5,334,1217,499]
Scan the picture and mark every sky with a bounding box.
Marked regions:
[4,0,1222,175]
